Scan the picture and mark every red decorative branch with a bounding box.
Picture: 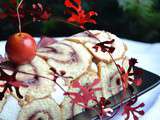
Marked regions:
[64,78,102,108]
[0,67,28,100]
[110,58,143,96]
[64,0,98,28]
[122,96,145,120]
[93,39,115,53]
[0,1,51,22]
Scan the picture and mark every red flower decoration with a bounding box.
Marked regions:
[64,0,98,28]
[64,78,102,108]
[0,66,28,100]
[0,1,25,20]
[30,3,51,22]
[98,97,112,117]
[113,58,143,95]
[122,96,145,120]
[0,1,51,22]
[0,12,8,20]
[50,67,72,82]
[93,39,115,53]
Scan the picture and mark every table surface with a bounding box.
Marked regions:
[0,38,160,120]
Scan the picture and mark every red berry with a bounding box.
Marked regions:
[5,32,37,64]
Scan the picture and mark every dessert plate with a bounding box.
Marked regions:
[71,67,160,120]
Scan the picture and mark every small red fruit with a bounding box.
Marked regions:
[5,32,37,64]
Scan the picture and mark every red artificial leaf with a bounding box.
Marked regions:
[50,67,72,82]
[0,1,51,22]
[37,36,57,48]
[64,79,102,108]
[10,0,17,5]
[40,10,51,21]
[135,79,142,86]
[0,67,28,100]
[0,1,24,19]
[110,58,143,96]
[129,58,138,66]
[117,64,129,88]
[0,12,8,19]
[30,3,51,21]
[122,96,145,120]
[127,58,143,86]
[98,97,112,117]
[64,0,98,28]
[65,0,81,10]
[93,39,115,53]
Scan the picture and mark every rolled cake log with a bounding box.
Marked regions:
[0,30,131,120]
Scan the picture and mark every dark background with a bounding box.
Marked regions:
[0,0,160,43]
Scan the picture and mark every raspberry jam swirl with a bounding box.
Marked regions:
[37,42,79,64]
[28,110,53,120]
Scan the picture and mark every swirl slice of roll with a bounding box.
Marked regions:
[13,56,54,106]
[17,97,61,120]
[66,30,101,44]
[67,30,127,63]
[37,40,92,81]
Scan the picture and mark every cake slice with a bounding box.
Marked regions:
[12,56,55,106]
[17,97,61,120]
